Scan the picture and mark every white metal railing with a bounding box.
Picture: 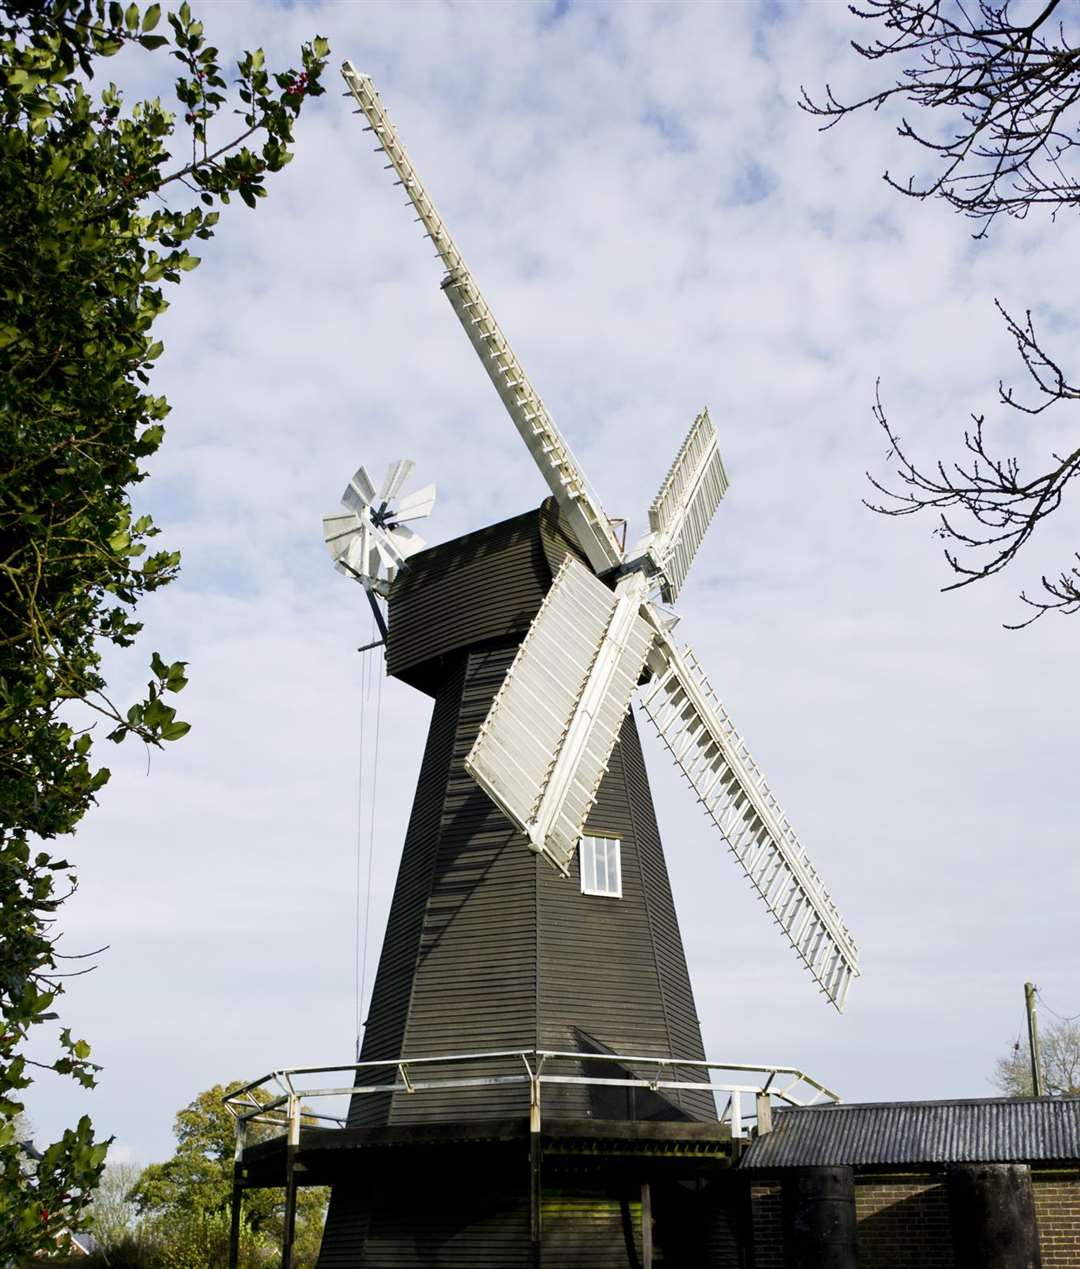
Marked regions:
[223,1048,839,1148]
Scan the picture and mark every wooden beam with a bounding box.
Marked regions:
[227,1171,242,1269]
[641,1181,653,1269]
[281,1097,300,1269]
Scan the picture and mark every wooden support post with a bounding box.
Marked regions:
[755,1092,773,1136]
[1025,982,1044,1097]
[730,1089,743,1139]
[735,1176,757,1269]
[227,1174,243,1269]
[228,1116,246,1269]
[641,1181,653,1269]
[529,1075,542,1267]
[281,1095,301,1269]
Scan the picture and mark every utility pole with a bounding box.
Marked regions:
[1025,982,1044,1096]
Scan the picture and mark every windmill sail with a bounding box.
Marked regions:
[465,558,654,874]
[342,63,623,576]
[646,408,729,603]
[639,633,859,1010]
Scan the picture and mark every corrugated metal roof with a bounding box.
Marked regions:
[740,1097,1080,1169]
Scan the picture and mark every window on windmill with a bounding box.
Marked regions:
[579,836,622,898]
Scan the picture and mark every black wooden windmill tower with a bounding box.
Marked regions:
[311,65,860,1269]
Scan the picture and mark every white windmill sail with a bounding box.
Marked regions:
[465,558,654,874]
[341,62,623,576]
[645,408,729,603]
[638,631,859,1010]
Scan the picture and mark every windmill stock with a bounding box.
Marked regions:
[333,62,859,1012]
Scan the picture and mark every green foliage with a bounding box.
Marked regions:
[155,1210,264,1269]
[129,1083,327,1267]
[86,1158,143,1246]
[1,1114,107,1255]
[0,1,328,1254]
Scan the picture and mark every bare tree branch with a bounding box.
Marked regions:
[865,303,1080,624]
[801,0,1080,234]
[806,3,1080,624]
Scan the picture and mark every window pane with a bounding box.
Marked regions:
[581,838,595,893]
[595,840,608,892]
[608,840,621,897]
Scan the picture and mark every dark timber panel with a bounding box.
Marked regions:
[540,1188,643,1268]
[360,1175,531,1269]
[386,500,585,695]
[538,710,715,1124]
[389,642,538,1123]
[345,658,463,1129]
[622,714,716,1120]
[318,1172,531,1269]
[315,1183,369,1269]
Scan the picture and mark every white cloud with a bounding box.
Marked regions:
[28,0,1080,1161]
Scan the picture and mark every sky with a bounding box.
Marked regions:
[29,0,1080,1165]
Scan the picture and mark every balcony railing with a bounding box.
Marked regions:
[223,1048,838,1269]
[224,1047,838,1143]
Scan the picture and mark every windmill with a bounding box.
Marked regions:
[333,64,859,1010]
[313,64,861,1267]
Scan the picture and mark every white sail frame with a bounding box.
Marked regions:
[466,559,654,874]
[639,627,859,1010]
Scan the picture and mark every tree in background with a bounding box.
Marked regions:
[0,2,327,1253]
[994,1018,1080,1097]
[85,1159,142,1247]
[129,1083,327,1268]
[803,1,1080,625]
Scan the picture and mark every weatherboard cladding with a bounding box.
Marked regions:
[387,642,539,1123]
[385,499,585,694]
[320,1178,642,1269]
[318,1173,532,1269]
[344,657,464,1129]
[351,638,715,1126]
[739,1097,1080,1170]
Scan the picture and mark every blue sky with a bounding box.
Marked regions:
[29,0,1080,1163]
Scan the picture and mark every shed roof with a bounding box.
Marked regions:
[740,1096,1080,1169]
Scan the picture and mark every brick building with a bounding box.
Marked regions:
[738,1096,1080,1268]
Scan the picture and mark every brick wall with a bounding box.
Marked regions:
[1033,1171,1080,1268]
[746,1166,1080,1267]
[749,1184,783,1269]
[855,1175,954,1268]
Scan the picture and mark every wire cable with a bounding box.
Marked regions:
[1036,989,1080,1024]
[357,637,383,1048]
[353,613,372,1061]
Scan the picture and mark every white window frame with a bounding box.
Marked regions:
[579,835,623,899]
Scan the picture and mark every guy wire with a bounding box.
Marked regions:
[354,610,373,1061]
[1036,989,1080,1024]
[358,634,383,1049]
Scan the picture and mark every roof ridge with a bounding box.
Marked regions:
[777,1094,1080,1113]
